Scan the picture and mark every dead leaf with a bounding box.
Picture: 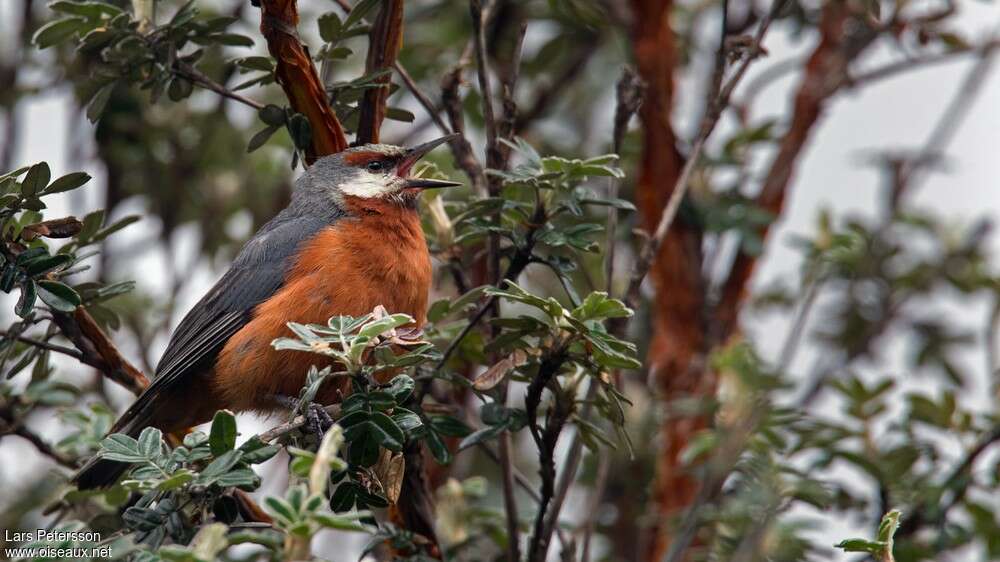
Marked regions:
[473,356,516,391]
[23,217,82,240]
[384,453,405,504]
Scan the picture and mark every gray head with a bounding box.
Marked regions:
[294,134,461,208]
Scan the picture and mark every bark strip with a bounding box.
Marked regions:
[356,0,405,144]
[259,0,348,162]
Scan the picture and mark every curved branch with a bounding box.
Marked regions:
[258,0,348,162]
[356,0,405,144]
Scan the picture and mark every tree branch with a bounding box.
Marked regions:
[175,61,266,111]
[356,0,405,144]
[714,1,879,338]
[258,0,348,163]
[5,424,78,469]
[51,309,149,396]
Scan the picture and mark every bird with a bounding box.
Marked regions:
[74,134,461,489]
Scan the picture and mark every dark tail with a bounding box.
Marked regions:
[74,455,131,489]
[73,386,162,489]
[73,378,216,489]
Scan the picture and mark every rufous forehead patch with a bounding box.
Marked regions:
[343,151,383,166]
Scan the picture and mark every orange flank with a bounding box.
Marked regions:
[213,197,432,414]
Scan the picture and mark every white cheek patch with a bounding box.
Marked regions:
[340,169,398,198]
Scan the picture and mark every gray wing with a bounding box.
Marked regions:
[110,214,332,433]
[157,214,331,382]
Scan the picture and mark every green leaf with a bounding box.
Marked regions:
[313,512,370,532]
[122,506,165,532]
[215,468,259,489]
[138,427,163,458]
[16,282,36,318]
[239,436,281,464]
[877,509,902,543]
[835,539,887,554]
[86,83,115,123]
[357,313,414,339]
[198,450,243,482]
[457,423,508,451]
[44,172,91,194]
[385,107,415,123]
[157,469,194,491]
[370,412,404,451]
[79,209,105,240]
[208,33,255,47]
[209,410,238,456]
[328,483,357,512]
[264,496,298,527]
[167,77,193,101]
[247,125,280,153]
[287,113,313,151]
[24,253,73,276]
[343,0,379,30]
[21,162,51,196]
[36,281,81,312]
[385,374,414,402]
[425,429,452,465]
[237,56,274,71]
[258,104,286,127]
[318,12,343,42]
[391,408,423,435]
[430,415,472,437]
[100,434,145,463]
[571,291,633,322]
[229,530,283,548]
[346,426,381,467]
[33,18,86,49]
[50,1,124,19]
[183,431,208,448]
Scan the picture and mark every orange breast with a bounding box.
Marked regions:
[213,209,432,413]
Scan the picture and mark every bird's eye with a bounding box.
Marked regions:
[366,160,384,173]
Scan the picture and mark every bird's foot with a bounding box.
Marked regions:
[276,395,334,439]
[305,402,334,438]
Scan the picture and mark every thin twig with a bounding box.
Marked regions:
[471,0,501,175]
[623,0,788,313]
[476,442,571,549]
[848,40,1000,89]
[514,37,601,133]
[54,309,149,395]
[661,404,764,562]
[258,404,341,443]
[497,426,522,561]
[6,425,78,469]
[393,62,452,136]
[776,275,824,372]
[537,381,599,558]
[176,62,265,111]
[0,331,89,364]
[578,448,611,562]
[896,36,1000,196]
[605,68,643,293]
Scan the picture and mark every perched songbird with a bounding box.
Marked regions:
[75,134,460,489]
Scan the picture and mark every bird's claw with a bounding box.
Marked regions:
[276,395,333,439]
[305,402,334,438]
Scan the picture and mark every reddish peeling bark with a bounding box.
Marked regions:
[356,0,405,144]
[50,308,149,395]
[716,2,877,335]
[259,0,348,162]
[633,2,880,560]
[629,1,709,560]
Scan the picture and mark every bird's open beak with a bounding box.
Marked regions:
[399,133,463,189]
